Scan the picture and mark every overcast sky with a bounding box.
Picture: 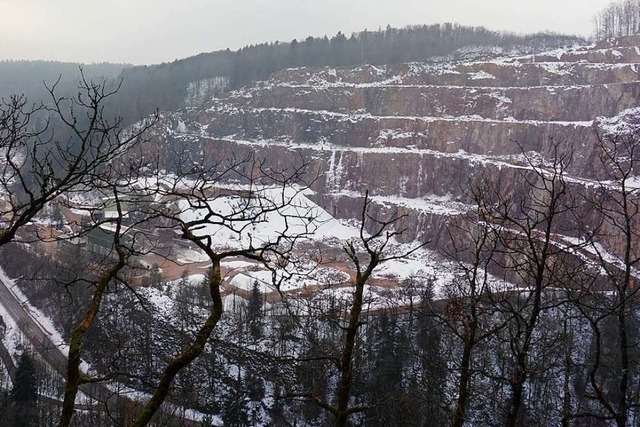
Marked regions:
[0,0,614,65]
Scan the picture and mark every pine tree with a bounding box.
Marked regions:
[10,352,38,427]
[222,378,250,427]
[11,352,38,404]
[247,280,263,340]
[416,281,448,425]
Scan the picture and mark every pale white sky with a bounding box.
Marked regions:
[0,0,613,65]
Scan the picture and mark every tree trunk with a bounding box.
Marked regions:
[334,273,367,427]
[130,257,224,427]
[451,328,476,427]
[58,254,125,427]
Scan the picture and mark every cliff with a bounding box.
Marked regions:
[143,37,640,258]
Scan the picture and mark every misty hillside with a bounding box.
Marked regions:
[0,61,129,104]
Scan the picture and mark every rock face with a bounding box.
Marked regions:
[146,38,640,257]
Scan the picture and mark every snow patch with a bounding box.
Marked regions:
[596,107,640,136]
[468,70,496,80]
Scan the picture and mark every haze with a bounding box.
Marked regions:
[0,0,613,65]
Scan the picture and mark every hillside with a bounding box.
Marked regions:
[0,61,128,103]
[146,36,640,259]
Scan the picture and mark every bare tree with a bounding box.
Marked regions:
[496,143,578,426]
[594,0,640,40]
[129,154,316,426]
[440,145,583,425]
[0,73,155,247]
[441,177,507,427]
[0,72,160,425]
[57,179,161,427]
[570,128,640,426]
[282,192,425,427]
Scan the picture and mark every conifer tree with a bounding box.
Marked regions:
[247,280,264,340]
[10,352,38,427]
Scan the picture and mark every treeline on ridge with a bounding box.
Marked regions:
[0,24,584,128]
[111,23,583,124]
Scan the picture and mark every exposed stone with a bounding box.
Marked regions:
[145,36,640,262]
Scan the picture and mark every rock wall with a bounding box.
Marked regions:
[147,36,640,261]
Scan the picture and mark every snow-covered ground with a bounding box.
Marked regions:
[177,186,361,251]
[175,247,210,263]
